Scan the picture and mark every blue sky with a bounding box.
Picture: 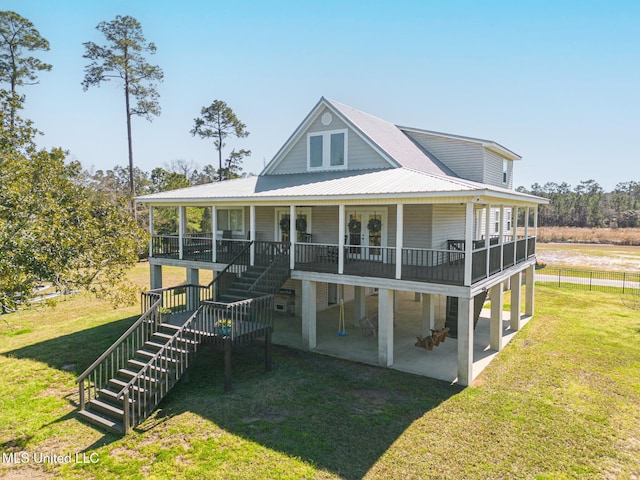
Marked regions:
[4,0,639,190]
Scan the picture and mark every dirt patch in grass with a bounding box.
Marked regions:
[537,243,640,270]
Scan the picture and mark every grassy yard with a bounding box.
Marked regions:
[536,242,640,271]
[1,264,639,479]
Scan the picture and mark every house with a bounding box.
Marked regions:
[78,97,547,433]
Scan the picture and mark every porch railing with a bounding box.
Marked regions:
[201,295,274,341]
[343,245,396,279]
[401,248,464,285]
[294,243,339,274]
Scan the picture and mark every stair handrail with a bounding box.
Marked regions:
[117,306,204,432]
[248,249,290,295]
[77,292,162,385]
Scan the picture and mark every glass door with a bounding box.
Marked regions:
[345,210,385,260]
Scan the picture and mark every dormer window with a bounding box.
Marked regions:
[307,129,348,170]
[502,159,508,184]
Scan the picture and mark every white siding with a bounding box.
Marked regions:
[405,131,484,182]
[270,106,391,175]
[431,204,466,249]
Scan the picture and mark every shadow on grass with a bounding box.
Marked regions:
[4,320,460,479]
[145,341,461,479]
[2,316,139,375]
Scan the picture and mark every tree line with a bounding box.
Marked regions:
[517,180,640,228]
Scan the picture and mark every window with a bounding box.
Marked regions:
[307,129,347,170]
[217,208,244,233]
[502,159,508,184]
[494,210,500,233]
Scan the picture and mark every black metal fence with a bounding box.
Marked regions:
[535,267,640,294]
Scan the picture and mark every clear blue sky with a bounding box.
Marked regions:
[5,0,639,191]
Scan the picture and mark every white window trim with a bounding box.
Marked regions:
[216,207,245,236]
[274,207,312,241]
[307,129,348,171]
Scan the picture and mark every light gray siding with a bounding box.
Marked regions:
[431,204,466,249]
[270,106,391,175]
[255,206,275,241]
[483,149,513,189]
[309,206,339,244]
[403,204,433,248]
[405,131,484,183]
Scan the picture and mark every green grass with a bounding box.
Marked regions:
[1,264,639,479]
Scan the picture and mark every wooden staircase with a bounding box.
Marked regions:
[77,241,289,434]
[444,291,488,338]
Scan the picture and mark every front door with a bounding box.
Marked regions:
[345,210,386,260]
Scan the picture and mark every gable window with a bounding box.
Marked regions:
[217,208,244,234]
[307,129,347,170]
[502,159,508,184]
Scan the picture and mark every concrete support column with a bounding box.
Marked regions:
[395,203,403,279]
[186,268,200,310]
[421,293,434,337]
[301,280,317,349]
[150,264,163,290]
[354,286,365,326]
[490,283,504,351]
[338,204,345,274]
[377,288,394,367]
[525,264,535,316]
[250,205,256,266]
[510,271,522,330]
[464,203,474,286]
[457,296,474,386]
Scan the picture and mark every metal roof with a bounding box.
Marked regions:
[137,167,546,204]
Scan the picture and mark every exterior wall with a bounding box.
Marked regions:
[477,207,514,237]
[269,106,391,175]
[483,149,513,189]
[403,204,433,248]
[405,131,484,182]
[255,206,274,241]
[309,205,339,244]
[431,204,466,249]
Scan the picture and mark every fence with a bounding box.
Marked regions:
[535,267,640,294]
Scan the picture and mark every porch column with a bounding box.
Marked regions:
[149,206,154,258]
[499,205,505,270]
[301,280,317,349]
[457,295,474,386]
[211,206,217,263]
[525,264,535,317]
[421,293,434,337]
[395,203,403,279]
[512,206,518,265]
[510,271,522,330]
[186,268,199,310]
[464,202,474,286]
[354,286,365,326]
[150,264,162,290]
[378,288,394,367]
[289,205,296,270]
[490,283,504,351]
[250,205,256,266]
[338,204,345,274]
[485,204,491,278]
[178,206,186,260]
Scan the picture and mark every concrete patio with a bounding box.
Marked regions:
[271,290,530,384]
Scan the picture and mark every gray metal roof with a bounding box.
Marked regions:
[137,167,545,204]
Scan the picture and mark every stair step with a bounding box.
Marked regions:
[98,387,144,406]
[127,359,172,374]
[108,378,148,394]
[136,349,182,364]
[78,409,124,434]
[88,398,124,418]
[117,368,162,384]
[144,341,190,355]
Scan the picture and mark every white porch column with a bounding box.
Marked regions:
[499,205,505,270]
[289,205,296,270]
[186,268,200,310]
[211,206,217,263]
[512,206,518,265]
[395,203,403,279]
[378,288,394,366]
[421,293,434,337]
[490,283,504,351]
[525,264,535,316]
[301,280,317,349]
[485,204,491,278]
[464,202,474,286]
[178,206,186,260]
[457,295,474,386]
[148,206,154,258]
[338,204,345,274]
[354,286,365,326]
[250,205,256,266]
[150,264,162,290]
[510,271,522,330]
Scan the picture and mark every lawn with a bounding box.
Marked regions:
[536,242,640,271]
[1,264,639,479]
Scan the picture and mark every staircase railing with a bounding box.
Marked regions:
[118,306,205,433]
[201,295,274,341]
[214,240,253,299]
[77,292,163,413]
[248,248,290,295]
